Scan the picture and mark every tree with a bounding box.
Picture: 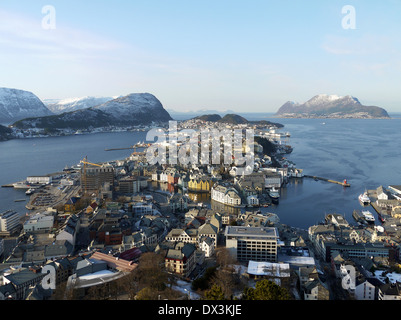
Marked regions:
[242,279,291,300]
[204,285,226,300]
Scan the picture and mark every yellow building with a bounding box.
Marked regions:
[188,177,215,193]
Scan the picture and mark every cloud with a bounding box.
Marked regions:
[0,9,125,61]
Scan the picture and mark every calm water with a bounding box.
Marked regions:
[1,118,400,229]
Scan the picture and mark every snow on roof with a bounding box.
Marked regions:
[247,261,290,278]
[78,270,115,281]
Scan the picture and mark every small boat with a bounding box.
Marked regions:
[362,210,375,224]
[269,187,280,204]
[14,199,26,202]
[358,191,371,206]
[26,188,35,195]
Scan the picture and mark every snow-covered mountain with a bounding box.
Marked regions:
[0,87,53,124]
[14,93,173,129]
[45,96,115,114]
[276,94,390,119]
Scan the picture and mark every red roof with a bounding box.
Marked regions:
[119,248,142,261]
[91,251,138,272]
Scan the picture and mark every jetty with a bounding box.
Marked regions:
[305,175,351,187]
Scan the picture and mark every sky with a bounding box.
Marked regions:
[0,0,401,113]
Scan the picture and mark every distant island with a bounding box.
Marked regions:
[193,113,284,128]
[276,94,390,119]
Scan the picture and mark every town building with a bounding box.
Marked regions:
[0,211,20,236]
[23,212,54,234]
[225,226,279,262]
[27,176,52,185]
[165,242,197,277]
[211,183,242,207]
[81,165,115,193]
[298,266,330,300]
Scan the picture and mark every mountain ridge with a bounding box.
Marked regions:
[13,93,173,130]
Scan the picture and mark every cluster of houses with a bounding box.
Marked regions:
[308,213,401,300]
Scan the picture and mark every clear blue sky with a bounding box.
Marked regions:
[1,0,400,112]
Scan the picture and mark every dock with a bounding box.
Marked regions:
[305,175,351,187]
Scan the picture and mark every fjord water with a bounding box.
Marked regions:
[1,117,401,229]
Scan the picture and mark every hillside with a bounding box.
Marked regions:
[276,94,390,119]
[0,87,53,124]
[13,93,173,130]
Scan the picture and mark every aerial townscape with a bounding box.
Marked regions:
[1,88,401,303]
[2,3,401,315]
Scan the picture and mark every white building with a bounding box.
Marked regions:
[355,279,378,300]
[23,212,54,234]
[211,184,241,207]
[199,236,215,258]
[0,211,20,233]
[27,176,52,185]
[247,195,259,206]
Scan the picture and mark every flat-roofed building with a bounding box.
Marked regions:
[225,226,279,262]
[81,165,114,193]
[0,211,20,234]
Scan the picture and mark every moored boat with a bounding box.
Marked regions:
[358,191,371,206]
[268,187,280,204]
[361,210,375,224]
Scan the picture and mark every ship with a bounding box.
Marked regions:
[26,188,35,195]
[13,181,30,189]
[353,209,375,224]
[358,191,371,206]
[362,210,375,224]
[268,187,280,204]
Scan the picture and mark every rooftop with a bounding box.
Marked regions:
[225,226,279,239]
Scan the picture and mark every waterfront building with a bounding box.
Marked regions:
[225,226,279,262]
[264,171,282,189]
[211,183,242,207]
[188,176,215,193]
[0,211,20,235]
[27,176,52,185]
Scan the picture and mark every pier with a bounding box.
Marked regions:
[304,175,351,187]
